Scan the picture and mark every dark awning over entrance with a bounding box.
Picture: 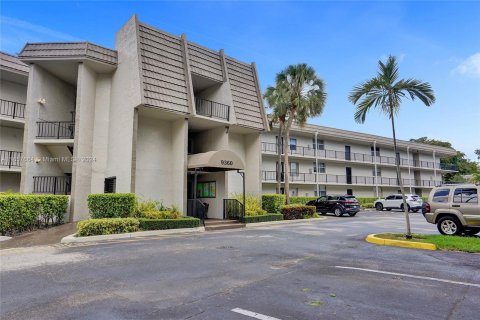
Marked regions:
[187,150,245,171]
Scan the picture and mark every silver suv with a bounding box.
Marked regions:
[423,184,480,236]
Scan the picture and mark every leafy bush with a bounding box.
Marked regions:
[88,193,136,218]
[77,218,139,236]
[0,194,69,235]
[142,210,182,219]
[362,202,375,208]
[241,213,284,223]
[262,194,286,213]
[138,218,200,230]
[290,196,317,205]
[280,204,316,220]
[356,197,378,205]
[231,193,266,216]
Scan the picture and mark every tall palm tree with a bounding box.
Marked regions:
[275,64,327,204]
[264,86,287,194]
[349,55,435,238]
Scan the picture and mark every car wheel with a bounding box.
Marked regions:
[464,229,480,236]
[437,216,463,236]
[375,203,383,211]
[348,212,356,217]
[334,207,344,217]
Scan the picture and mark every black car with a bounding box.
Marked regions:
[307,195,361,217]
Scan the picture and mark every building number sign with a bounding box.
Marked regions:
[221,160,233,166]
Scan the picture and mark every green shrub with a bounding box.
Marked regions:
[87,193,136,218]
[280,204,316,220]
[231,193,266,216]
[138,218,200,230]
[362,202,375,208]
[142,210,182,219]
[241,213,284,223]
[0,194,69,235]
[290,196,317,205]
[77,218,139,236]
[262,194,285,213]
[356,197,378,204]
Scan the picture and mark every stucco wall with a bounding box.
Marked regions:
[0,79,27,103]
[0,172,21,192]
[0,126,23,151]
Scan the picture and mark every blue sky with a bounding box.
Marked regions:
[1,1,479,159]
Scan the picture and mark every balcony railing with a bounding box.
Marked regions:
[261,142,453,171]
[36,121,75,139]
[33,176,71,195]
[440,163,458,171]
[195,97,230,121]
[0,99,25,119]
[261,170,441,187]
[0,150,22,168]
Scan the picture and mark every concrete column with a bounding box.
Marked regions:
[71,63,97,221]
[171,118,188,214]
[407,146,412,193]
[244,133,262,196]
[315,131,319,196]
[373,140,379,198]
[433,150,437,182]
[180,34,195,115]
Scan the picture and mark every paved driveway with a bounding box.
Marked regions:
[1,212,479,320]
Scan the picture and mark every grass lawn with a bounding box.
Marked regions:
[376,233,480,253]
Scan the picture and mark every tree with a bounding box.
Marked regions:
[475,149,480,161]
[266,64,327,203]
[264,86,288,194]
[349,55,435,238]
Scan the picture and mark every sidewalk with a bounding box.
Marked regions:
[0,223,77,250]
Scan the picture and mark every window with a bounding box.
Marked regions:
[289,138,297,151]
[314,186,326,197]
[372,167,381,176]
[290,162,299,175]
[104,177,116,193]
[347,189,353,196]
[276,136,284,151]
[313,139,325,150]
[432,189,450,203]
[313,162,326,173]
[196,181,216,198]
[291,188,298,196]
[371,146,380,156]
[395,195,403,200]
[453,188,478,203]
[385,195,395,200]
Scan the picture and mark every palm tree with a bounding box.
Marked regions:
[349,55,435,238]
[264,86,288,194]
[274,64,327,204]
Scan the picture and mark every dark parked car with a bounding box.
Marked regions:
[307,195,361,217]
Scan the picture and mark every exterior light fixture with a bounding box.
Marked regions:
[37,98,46,105]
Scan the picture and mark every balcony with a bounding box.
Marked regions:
[33,176,71,195]
[195,97,230,121]
[440,163,458,171]
[36,121,75,139]
[261,170,441,187]
[0,99,25,120]
[0,150,22,170]
[261,142,452,171]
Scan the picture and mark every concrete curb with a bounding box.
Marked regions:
[366,233,437,251]
[245,217,327,228]
[61,227,205,243]
[0,236,12,242]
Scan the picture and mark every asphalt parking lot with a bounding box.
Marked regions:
[1,211,479,320]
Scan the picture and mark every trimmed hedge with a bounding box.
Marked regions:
[138,218,200,230]
[88,193,136,218]
[241,213,283,223]
[77,218,139,236]
[280,204,316,220]
[262,194,286,213]
[0,194,69,235]
[289,196,317,205]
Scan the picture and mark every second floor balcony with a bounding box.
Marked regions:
[195,97,230,121]
[0,150,22,169]
[261,170,442,187]
[36,121,75,139]
[260,142,457,171]
[33,176,71,195]
[0,99,25,120]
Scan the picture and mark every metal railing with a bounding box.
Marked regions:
[223,199,244,220]
[0,150,22,168]
[261,170,442,187]
[260,142,453,171]
[187,199,207,225]
[33,176,72,195]
[36,121,75,139]
[0,99,25,119]
[195,97,230,121]
[440,163,457,171]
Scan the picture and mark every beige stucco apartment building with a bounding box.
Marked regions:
[0,15,457,221]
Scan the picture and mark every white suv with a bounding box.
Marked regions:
[374,194,423,212]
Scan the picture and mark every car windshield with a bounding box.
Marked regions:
[410,195,420,201]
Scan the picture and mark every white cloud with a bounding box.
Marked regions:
[453,52,480,78]
[0,16,82,54]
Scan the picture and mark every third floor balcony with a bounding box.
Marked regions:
[194,97,230,121]
[0,99,25,121]
[36,121,75,139]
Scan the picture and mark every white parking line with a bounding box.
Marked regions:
[335,266,480,288]
[231,307,282,320]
